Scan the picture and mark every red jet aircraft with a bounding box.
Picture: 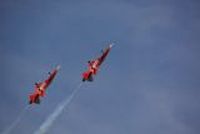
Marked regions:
[82,43,113,82]
[29,65,60,104]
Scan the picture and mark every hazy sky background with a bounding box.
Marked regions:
[1,0,200,134]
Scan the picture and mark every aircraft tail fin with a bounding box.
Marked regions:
[29,93,40,104]
[82,71,93,82]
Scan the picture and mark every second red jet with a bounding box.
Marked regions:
[82,43,113,82]
[29,65,60,104]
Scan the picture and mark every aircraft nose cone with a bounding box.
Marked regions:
[109,43,114,48]
[56,65,61,70]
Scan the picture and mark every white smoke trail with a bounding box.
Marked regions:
[2,105,30,134]
[34,82,83,134]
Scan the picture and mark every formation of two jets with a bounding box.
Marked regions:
[29,44,114,104]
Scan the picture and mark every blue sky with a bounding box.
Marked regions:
[1,0,200,134]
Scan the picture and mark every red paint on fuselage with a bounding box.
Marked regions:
[29,65,60,104]
[82,44,113,82]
